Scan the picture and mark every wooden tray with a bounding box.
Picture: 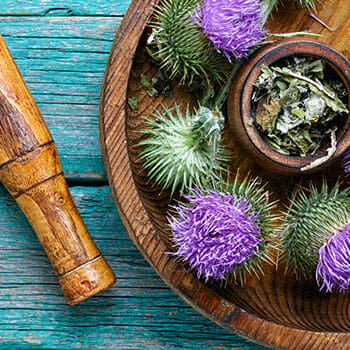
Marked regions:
[100,1,350,349]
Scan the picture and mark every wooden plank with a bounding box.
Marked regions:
[0,0,132,16]
[0,185,265,349]
[0,17,122,181]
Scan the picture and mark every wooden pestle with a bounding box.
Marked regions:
[0,36,116,305]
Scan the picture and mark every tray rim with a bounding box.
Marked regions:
[99,1,350,349]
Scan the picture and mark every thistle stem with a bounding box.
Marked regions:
[213,62,243,111]
[209,0,273,110]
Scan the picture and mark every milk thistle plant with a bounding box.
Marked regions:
[141,0,322,196]
[191,0,266,61]
[147,0,229,87]
[148,0,321,87]
[139,104,230,195]
[139,0,342,289]
[168,176,279,282]
[142,0,269,195]
[280,183,350,293]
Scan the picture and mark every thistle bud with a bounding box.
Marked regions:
[280,183,350,293]
[139,104,230,195]
[192,0,266,61]
[168,177,278,283]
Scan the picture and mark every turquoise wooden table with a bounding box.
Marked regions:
[0,1,268,349]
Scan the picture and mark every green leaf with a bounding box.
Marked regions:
[127,95,138,111]
[140,74,159,97]
[291,108,305,118]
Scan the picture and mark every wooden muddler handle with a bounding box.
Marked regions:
[0,36,116,305]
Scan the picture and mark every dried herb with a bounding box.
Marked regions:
[252,57,348,156]
[127,95,138,111]
[141,74,159,97]
[140,70,173,98]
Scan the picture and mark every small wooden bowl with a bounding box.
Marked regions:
[227,38,350,174]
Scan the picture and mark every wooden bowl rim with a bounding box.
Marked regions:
[99,1,350,349]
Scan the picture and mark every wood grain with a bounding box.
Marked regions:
[0,35,115,304]
[100,0,350,349]
[0,1,271,348]
[0,16,123,181]
[0,185,265,349]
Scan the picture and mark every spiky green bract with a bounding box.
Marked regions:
[211,175,280,282]
[280,183,350,280]
[261,0,323,22]
[262,0,322,12]
[148,0,228,86]
[139,104,230,196]
[293,0,323,9]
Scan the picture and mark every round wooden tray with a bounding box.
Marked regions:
[100,1,350,349]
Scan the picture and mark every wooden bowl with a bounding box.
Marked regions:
[227,38,350,174]
[100,1,350,349]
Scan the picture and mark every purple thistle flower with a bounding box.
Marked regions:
[168,188,262,281]
[342,147,350,179]
[316,223,350,293]
[192,0,266,61]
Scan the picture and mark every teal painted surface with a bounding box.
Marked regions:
[0,16,121,181]
[0,186,267,349]
[0,1,269,349]
[0,1,131,15]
